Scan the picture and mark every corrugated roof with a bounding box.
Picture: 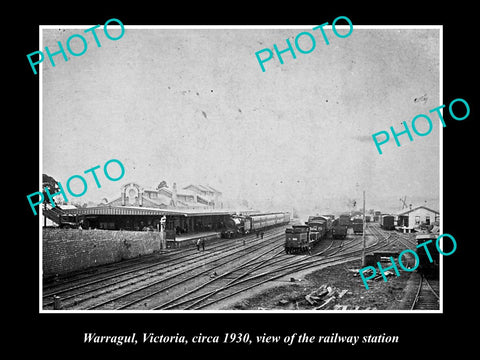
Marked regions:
[397,205,440,216]
[62,206,234,217]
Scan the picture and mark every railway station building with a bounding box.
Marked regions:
[396,206,440,231]
[45,181,230,236]
[42,182,233,277]
[60,205,233,235]
[107,182,223,210]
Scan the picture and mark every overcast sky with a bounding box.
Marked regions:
[42,26,440,215]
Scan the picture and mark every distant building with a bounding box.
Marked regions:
[396,206,440,230]
[106,182,222,210]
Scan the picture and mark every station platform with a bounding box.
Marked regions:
[167,231,222,248]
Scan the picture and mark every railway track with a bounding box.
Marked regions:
[43,227,287,310]
[370,225,417,248]
[369,224,440,311]
[44,223,394,311]
[43,230,276,292]
[150,225,392,310]
[111,239,287,310]
[411,275,440,310]
[43,231,274,300]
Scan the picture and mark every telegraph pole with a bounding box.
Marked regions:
[362,190,366,267]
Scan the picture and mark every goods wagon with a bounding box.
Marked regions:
[332,218,347,239]
[307,215,332,234]
[352,218,364,234]
[380,215,395,230]
[338,214,351,227]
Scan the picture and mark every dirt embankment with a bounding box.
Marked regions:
[225,258,418,311]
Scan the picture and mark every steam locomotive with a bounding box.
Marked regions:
[222,212,291,238]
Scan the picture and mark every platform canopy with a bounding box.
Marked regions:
[61,205,235,217]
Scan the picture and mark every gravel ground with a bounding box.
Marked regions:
[225,258,417,311]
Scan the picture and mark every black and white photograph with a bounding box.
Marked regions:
[39,25,441,313]
[16,5,476,355]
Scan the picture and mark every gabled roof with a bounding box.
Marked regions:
[196,195,210,205]
[183,184,207,193]
[397,205,439,216]
[183,184,221,194]
[197,185,212,192]
[204,184,222,194]
[177,188,197,197]
[142,196,169,208]
[156,188,172,196]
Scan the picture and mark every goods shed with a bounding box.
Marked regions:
[396,206,440,231]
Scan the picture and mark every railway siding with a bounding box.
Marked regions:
[43,227,287,310]
[224,223,435,311]
[359,227,453,293]
[43,222,440,311]
[169,225,392,310]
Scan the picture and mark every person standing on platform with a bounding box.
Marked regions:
[196,238,201,251]
[260,231,264,239]
[201,238,205,251]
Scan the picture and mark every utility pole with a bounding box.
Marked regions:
[362,190,366,267]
